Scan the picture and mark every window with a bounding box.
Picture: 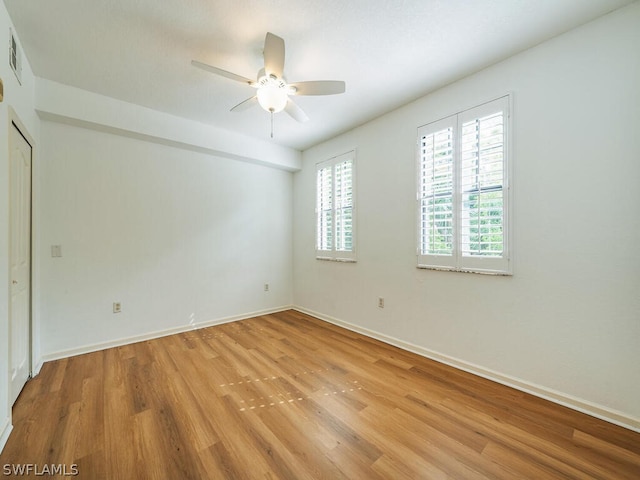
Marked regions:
[417,96,511,274]
[316,151,356,261]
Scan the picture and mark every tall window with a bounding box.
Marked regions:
[316,151,356,261]
[418,96,511,274]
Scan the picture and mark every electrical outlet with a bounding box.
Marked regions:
[378,297,384,308]
[264,283,270,292]
[113,302,122,314]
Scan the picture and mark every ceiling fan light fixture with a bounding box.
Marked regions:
[256,80,288,113]
[192,32,346,132]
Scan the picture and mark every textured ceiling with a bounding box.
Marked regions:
[3,0,634,150]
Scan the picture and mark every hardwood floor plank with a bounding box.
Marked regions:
[359,406,498,480]
[44,400,81,468]
[198,441,247,480]
[217,395,302,480]
[481,441,569,480]
[439,396,633,479]
[74,375,105,460]
[372,452,450,480]
[256,405,346,479]
[572,430,640,475]
[74,450,106,480]
[1,310,638,479]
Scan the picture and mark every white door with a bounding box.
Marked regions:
[9,121,32,405]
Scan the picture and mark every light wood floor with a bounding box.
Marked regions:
[1,310,639,479]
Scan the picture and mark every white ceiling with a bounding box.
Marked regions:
[3,0,634,150]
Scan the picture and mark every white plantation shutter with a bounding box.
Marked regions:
[316,152,356,261]
[334,159,354,252]
[417,96,511,274]
[460,105,505,257]
[418,117,456,268]
[316,165,333,251]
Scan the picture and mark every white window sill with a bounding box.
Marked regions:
[316,256,357,263]
[416,265,512,276]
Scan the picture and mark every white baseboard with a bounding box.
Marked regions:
[41,305,293,363]
[293,306,640,433]
[32,359,43,377]
[0,417,12,455]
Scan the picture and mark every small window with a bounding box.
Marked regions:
[417,95,511,274]
[316,151,356,261]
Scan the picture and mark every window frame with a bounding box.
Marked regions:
[416,95,512,275]
[315,150,357,262]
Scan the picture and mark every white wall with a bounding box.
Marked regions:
[35,78,301,172]
[293,3,640,429]
[38,119,293,358]
[0,3,39,451]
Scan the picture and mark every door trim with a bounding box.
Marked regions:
[7,107,36,389]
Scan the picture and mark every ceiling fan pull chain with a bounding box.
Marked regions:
[270,110,274,138]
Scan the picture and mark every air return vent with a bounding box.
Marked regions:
[9,28,22,84]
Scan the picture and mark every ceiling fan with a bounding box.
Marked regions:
[192,32,346,137]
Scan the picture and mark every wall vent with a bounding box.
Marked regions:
[9,28,22,84]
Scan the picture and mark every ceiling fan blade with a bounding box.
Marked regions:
[284,98,309,123]
[191,60,254,85]
[230,96,258,112]
[289,80,346,96]
[264,32,285,78]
